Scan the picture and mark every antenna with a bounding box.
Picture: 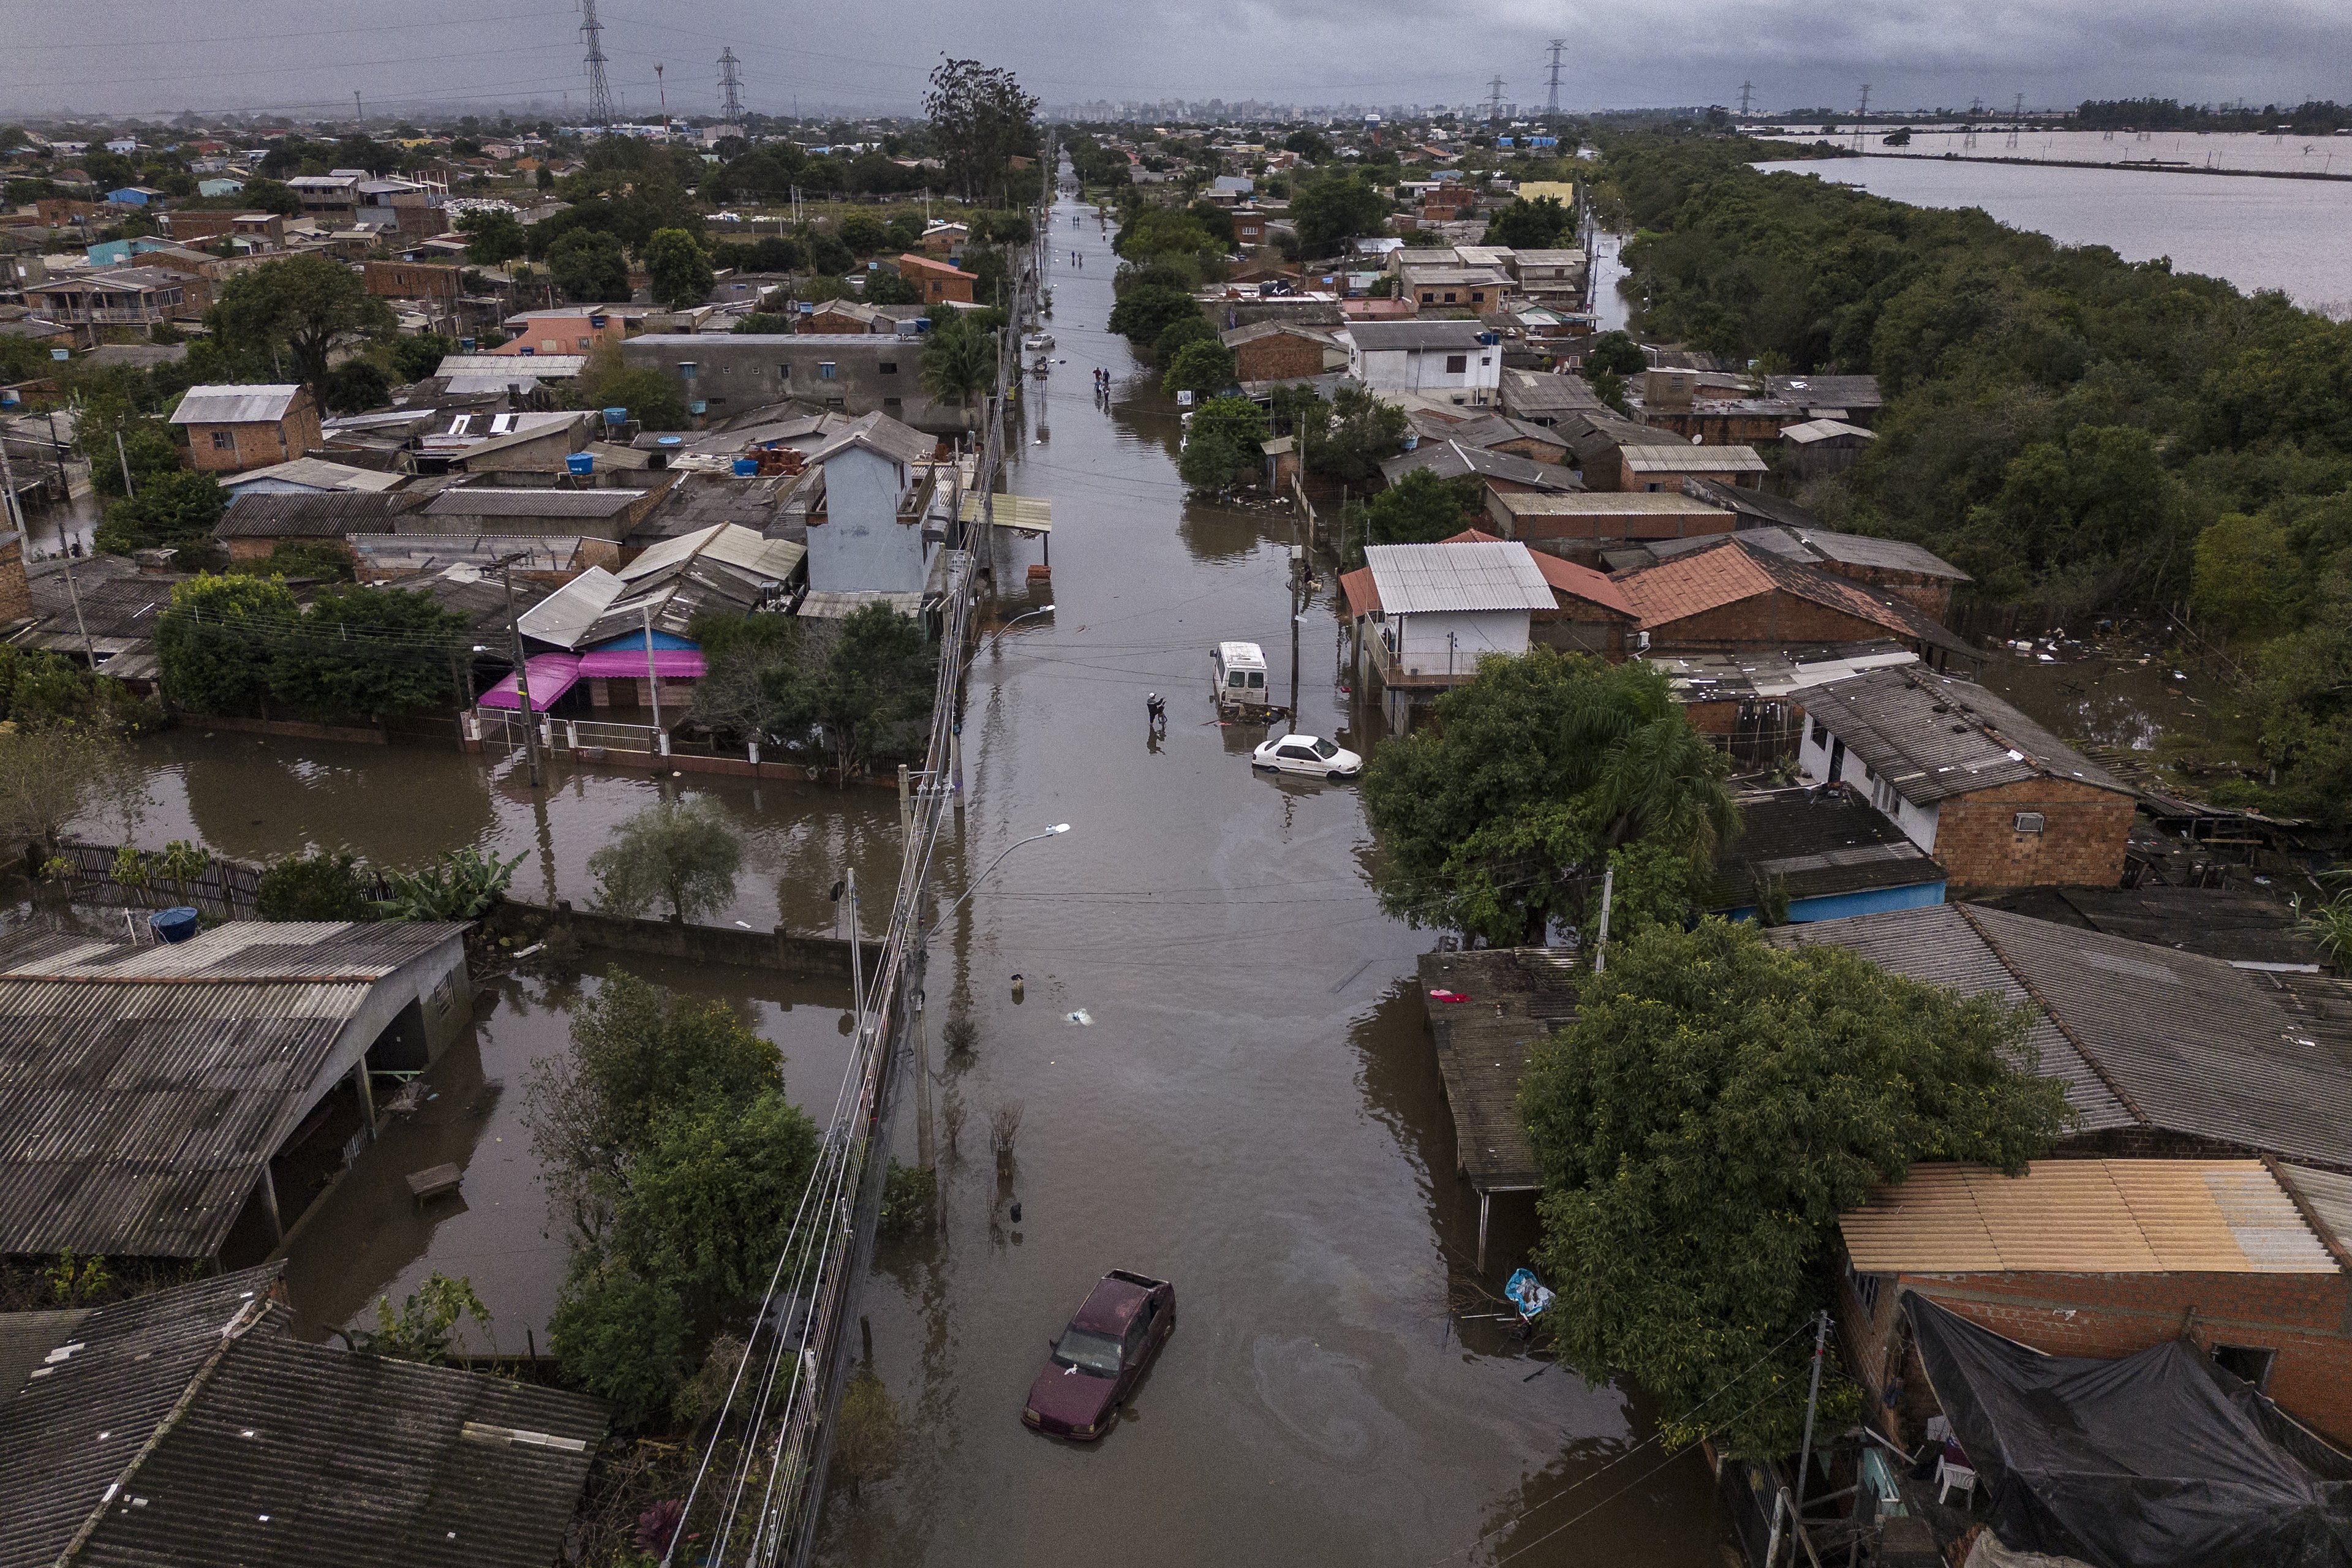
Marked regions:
[1545,40,1566,116]
[579,0,614,127]
[718,47,744,127]
[1486,74,1506,123]
[1738,81,1753,119]
[654,62,666,123]
[353,90,363,128]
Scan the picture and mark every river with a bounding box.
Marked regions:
[1752,154,2352,316]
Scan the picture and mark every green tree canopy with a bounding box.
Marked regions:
[1152,312,1219,362]
[759,603,936,782]
[920,311,996,414]
[564,341,690,429]
[206,254,396,389]
[1362,649,1740,946]
[1177,396,1270,494]
[320,358,390,415]
[1521,919,2071,1454]
[642,226,714,311]
[589,799,745,924]
[457,208,526,266]
[1107,284,1200,349]
[862,268,923,306]
[94,470,226,560]
[924,56,1039,205]
[1583,330,1648,378]
[1161,337,1237,398]
[263,582,467,721]
[1483,194,1574,249]
[1290,172,1390,255]
[156,573,299,715]
[1360,469,1483,547]
[546,228,630,303]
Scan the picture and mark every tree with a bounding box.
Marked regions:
[1290,172,1390,255]
[589,799,744,924]
[255,850,375,921]
[862,269,922,306]
[352,1272,492,1365]
[1107,284,1199,349]
[546,228,630,303]
[1178,396,1270,494]
[839,213,889,255]
[2193,511,2303,639]
[1161,338,1236,398]
[74,386,178,500]
[1361,469,1483,546]
[605,1088,819,1314]
[831,1370,907,1496]
[263,582,468,721]
[1152,313,1218,362]
[94,471,227,559]
[374,846,521,921]
[548,1259,695,1428]
[207,254,397,390]
[772,603,936,783]
[1520,919,2071,1455]
[320,358,390,415]
[643,226,714,311]
[924,56,1039,205]
[1584,330,1648,378]
[0,722,147,860]
[1483,194,1574,250]
[1282,128,1333,164]
[1362,649,1740,946]
[387,332,453,384]
[919,312,996,418]
[457,208,526,266]
[155,573,298,715]
[1306,385,1409,482]
[565,341,690,430]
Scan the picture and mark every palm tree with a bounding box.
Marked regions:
[920,318,997,424]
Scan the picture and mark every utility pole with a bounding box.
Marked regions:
[1793,1310,1831,1517]
[113,430,134,499]
[1738,80,1754,119]
[2008,92,2025,148]
[0,434,23,541]
[718,48,744,130]
[641,603,663,739]
[62,556,96,669]
[353,90,363,128]
[1544,40,1566,116]
[579,0,615,128]
[497,556,544,789]
[654,63,666,126]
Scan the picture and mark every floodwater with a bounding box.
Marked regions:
[813,192,1723,1564]
[1758,127,2352,177]
[1754,154,2352,316]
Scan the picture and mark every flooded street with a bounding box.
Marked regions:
[815,196,1722,1564]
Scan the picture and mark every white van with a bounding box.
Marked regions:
[1212,641,1273,717]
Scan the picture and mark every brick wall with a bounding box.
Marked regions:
[1819,561,1954,622]
[1837,1264,2352,1449]
[0,532,29,624]
[1231,332,1328,383]
[1934,777,2132,889]
[183,390,322,476]
[162,211,239,244]
[1648,590,1897,651]
[364,260,461,301]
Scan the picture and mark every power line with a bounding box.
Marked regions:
[578,0,614,126]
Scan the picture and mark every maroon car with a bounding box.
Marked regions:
[1021,1269,1175,1441]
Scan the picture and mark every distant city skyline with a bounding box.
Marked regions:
[4,0,2345,122]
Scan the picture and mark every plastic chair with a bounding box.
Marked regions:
[1935,1453,1978,1505]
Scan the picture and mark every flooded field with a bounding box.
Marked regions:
[1974,620,2267,793]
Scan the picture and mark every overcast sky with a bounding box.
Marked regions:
[4,0,2345,121]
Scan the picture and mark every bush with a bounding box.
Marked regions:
[877,1159,937,1237]
[95,471,227,560]
[255,850,375,921]
[588,799,744,924]
[549,1261,695,1428]
[1161,339,1237,398]
[1151,313,1218,361]
[375,846,522,921]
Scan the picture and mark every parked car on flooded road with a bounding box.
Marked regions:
[1021,1270,1175,1440]
[1251,733,1362,780]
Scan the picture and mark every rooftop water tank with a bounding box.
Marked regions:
[602,407,628,426]
[148,907,200,944]
[566,453,594,475]
[733,458,760,477]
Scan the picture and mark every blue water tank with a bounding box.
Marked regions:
[602,407,628,426]
[566,453,594,475]
[733,458,760,477]
[656,435,684,447]
[459,336,477,351]
[589,312,608,328]
[149,907,200,944]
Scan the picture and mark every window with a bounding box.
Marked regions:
[577,336,592,350]
[1810,718,1828,747]
[2212,1344,2276,1391]
[777,363,790,380]
[677,361,698,379]
[818,362,837,380]
[1480,356,1492,367]
[2014,811,2046,834]
[209,430,234,450]
[879,361,897,375]
[883,397,903,410]
[1420,292,1434,304]
[1445,355,1467,374]
[1845,1258,1882,1317]
[1442,292,1457,304]
[1873,776,1899,815]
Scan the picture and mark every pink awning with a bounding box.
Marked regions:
[576,647,707,680]
[479,653,581,712]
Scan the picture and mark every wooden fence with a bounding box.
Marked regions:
[47,839,391,919]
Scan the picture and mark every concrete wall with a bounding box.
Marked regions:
[493,899,877,981]
[1231,332,1331,383]
[1836,1262,2352,1450]
[623,335,963,434]
[1391,608,1528,678]
[1352,344,1501,405]
[807,443,926,593]
[1798,720,1942,852]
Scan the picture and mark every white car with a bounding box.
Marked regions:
[1252,734,1362,780]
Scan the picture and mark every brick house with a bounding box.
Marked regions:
[363,260,464,309]
[895,254,978,306]
[1618,443,1768,493]
[167,384,323,475]
[1666,502,1972,621]
[1442,529,1634,656]
[1833,1158,2352,1448]
[1615,537,1976,669]
[1220,320,1343,383]
[1484,491,1736,564]
[1793,666,2134,888]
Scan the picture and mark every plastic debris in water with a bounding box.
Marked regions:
[1065,1009,1092,1026]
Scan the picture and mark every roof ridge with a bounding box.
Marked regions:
[1957,902,2148,1128]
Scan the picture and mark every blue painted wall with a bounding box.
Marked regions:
[1723,880,1947,925]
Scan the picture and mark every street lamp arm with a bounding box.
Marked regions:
[930,823,1069,932]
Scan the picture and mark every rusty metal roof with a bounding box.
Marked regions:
[1839,1159,2337,1275]
[0,1266,605,1568]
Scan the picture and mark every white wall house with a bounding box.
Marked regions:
[1346,540,1556,728]
[1341,321,1502,407]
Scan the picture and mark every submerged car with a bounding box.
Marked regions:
[1251,733,1362,779]
[1021,1270,1175,1441]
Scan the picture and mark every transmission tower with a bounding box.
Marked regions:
[1855,83,1870,149]
[1964,96,1982,148]
[1544,40,1566,115]
[1485,74,1506,123]
[1738,81,1753,119]
[718,47,744,126]
[578,0,614,126]
[2007,92,2024,148]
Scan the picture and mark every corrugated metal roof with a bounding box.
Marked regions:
[1364,541,1558,614]
[1782,418,1875,444]
[516,566,625,649]
[1841,1159,2337,1275]
[432,353,586,379]
[2280,1165,2352,1258]
[422,488,643,520]
[1379,440,1581,492]
[619,522,802,587]
[0,921,463,983]
[221,459,401,494]
[215,491,421,539]
[0,1267,604,1568]
[797,589,924,619]
[804,409,937,470]
[1800,665,2126,805]
[167,385,301,426]
[1705,786,1946,910]
[1343,321,1491,351]
[1621,445,1769,474]
[1769,902,2135,1131]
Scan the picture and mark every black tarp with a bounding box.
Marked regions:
[1905,1292,2352,1568]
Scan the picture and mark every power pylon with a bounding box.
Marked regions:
[718,47,744,126]
[1738,81,1753,119]
[2007,92,2024,148]
[579,0,614,126]
[1855,83,1870,149]
[1544,40,1566,115]
[1485,74,1506,123]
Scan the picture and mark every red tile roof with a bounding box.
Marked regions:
[1614,535,1950,643]
[1340,565,1381,618]
[1441,530,1635,617]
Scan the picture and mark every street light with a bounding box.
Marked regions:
[993,603,1055,648]
[930,822,1070,934]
